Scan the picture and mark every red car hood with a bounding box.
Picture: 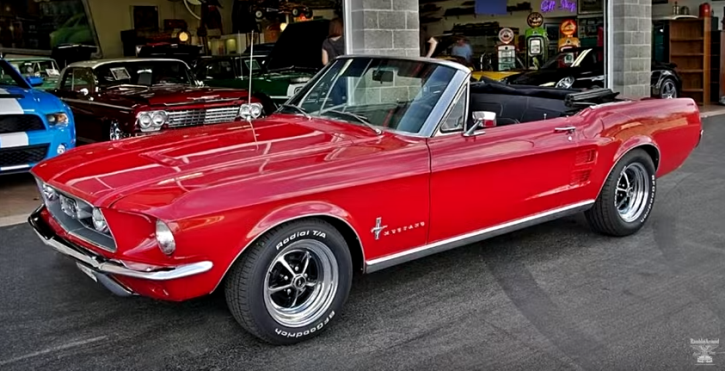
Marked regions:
[100,85,250,107]
[32,114,376,209]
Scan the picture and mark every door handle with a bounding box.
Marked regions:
[554,126,576,133]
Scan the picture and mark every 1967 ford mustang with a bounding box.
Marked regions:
[28,55,703,344]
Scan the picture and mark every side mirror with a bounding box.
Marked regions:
[464,111,496,137]
[79,88,89,96]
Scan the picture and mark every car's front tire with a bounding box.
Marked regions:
[585,149,657,237]
[224,219,352,344]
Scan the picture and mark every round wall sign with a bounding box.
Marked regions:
[527,12,544,28]
[560,19,577,37]
[498,28,514,44]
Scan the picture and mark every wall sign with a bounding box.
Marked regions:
[498,28,514,44]
[541,0,577,13]
[527,12,544,28]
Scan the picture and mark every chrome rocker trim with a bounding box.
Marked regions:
[365,200,595,273]
[29,207,213,284]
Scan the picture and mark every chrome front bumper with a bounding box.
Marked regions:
[28,206,213,295]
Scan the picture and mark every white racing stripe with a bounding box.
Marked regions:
[0,88,24,114]
[0,132,29,148]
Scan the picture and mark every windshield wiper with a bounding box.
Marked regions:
[324,109,382,135]
[280,103,311,119]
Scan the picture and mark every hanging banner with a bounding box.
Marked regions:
[475,0,507,15]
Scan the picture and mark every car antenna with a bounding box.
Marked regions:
[245,30,258,143]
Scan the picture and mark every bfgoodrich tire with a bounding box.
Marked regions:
[224,219,352,345]
[585,149,657,237]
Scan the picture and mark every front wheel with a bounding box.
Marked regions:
[224,219,352,344]
[585,149,657,236]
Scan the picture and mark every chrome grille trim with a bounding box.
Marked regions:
[35,178,117,252]
[166,106,240,128]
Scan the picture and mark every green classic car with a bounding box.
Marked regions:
[193,19,330,105]
[5,56,61,90]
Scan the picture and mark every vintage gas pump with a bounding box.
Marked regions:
[557,19,580,52]
[524,12,548,70]
[497,27,516,71]
[557,19,580,67]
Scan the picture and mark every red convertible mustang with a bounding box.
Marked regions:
[28,55,703,344]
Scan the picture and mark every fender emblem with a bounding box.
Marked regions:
[371,217,387,240]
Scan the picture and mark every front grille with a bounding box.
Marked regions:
[37,180,117,252]
[0,144,48,167]
[166,106,240,128]
[0,115,44,134]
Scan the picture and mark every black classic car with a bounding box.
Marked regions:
[503,47,682,99]
[51,58,270,143]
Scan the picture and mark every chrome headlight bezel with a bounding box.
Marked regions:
[239,103,263,120]
[137,110,167,132]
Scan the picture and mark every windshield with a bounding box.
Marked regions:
[94,61,194,89]
[0,61,31,88]
[541,48,601,70]
[284,57,458,135]
[11,60,60,79]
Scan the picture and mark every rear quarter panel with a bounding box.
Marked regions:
[577,97,701,201]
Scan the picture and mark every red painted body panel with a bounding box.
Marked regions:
[31,96,703,301]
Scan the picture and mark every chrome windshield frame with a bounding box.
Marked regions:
[280,55,472,138]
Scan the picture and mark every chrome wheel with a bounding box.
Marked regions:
[263,240,338,328]
[615,163,650,222]
[661,80,677,99]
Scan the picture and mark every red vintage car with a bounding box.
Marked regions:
[51,58,270,143]
[28,55,703,345]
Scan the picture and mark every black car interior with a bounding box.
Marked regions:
[466,80,576,127]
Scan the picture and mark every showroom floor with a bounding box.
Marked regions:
[0,116,723,370]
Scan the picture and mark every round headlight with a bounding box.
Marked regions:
[151,111,167,127]
[138,112,152,128]
[155,220,176,255]
[556,76,575,89]
[250,104,262,118]
[42,183,58,201]
[239,104,252,118]
[56,144,66,155]
[92,208,109,233]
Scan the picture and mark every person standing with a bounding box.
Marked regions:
[322,18,345,65]
[321,18,346,105]
[451,35,473,63]
[420,25,438,58]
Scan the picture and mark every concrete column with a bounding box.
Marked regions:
[610,0,653,98]
[347,0,420,56]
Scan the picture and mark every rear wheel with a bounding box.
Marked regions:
[659,77,678,99]
[224,219,352,344]
[585,149,657,236]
